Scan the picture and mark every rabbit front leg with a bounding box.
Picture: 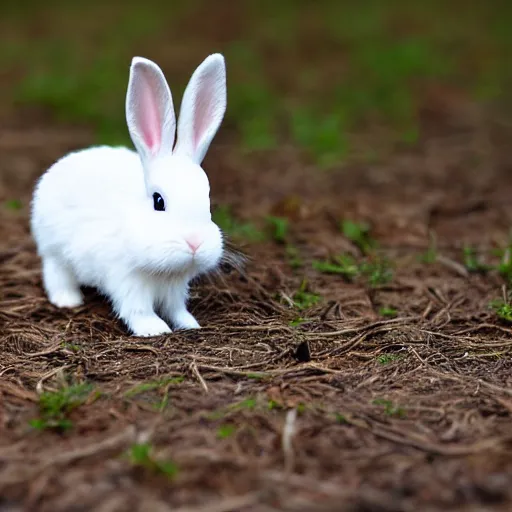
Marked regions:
[159,279,200,330]
[109,275,172,337]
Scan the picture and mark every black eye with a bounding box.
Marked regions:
[153,192,165,211]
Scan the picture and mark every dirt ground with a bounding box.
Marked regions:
[2,7,512,512]
[2,97,512,512]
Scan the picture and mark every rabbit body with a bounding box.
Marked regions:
[30,54,227,336]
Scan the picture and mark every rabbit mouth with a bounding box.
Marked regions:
[137,238,222,277]
[152,252,215,278]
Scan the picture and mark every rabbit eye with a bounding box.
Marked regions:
[153,192,165,211]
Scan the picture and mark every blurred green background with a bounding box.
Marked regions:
[1,0,511,167]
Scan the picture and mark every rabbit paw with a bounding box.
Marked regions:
[50,289,84,309]
[42,256,83,308]
[172,310,201,330]
[129,315,172,337]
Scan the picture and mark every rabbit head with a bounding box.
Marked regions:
[125,53,227,275]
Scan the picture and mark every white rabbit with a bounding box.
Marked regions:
[30,54,227,337]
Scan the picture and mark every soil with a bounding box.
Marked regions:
[2,6,512,512]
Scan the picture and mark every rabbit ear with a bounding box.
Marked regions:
[173,54,226,165]
[126,57,176,164]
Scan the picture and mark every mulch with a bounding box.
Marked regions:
[1,94,512,511]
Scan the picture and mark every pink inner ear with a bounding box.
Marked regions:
[136,70,162,153]
[193,76,215,150]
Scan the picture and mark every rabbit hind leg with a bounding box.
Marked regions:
[42,255,84,308]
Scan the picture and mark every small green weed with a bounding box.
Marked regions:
[30,383,94,431]
[230,397,257,410]
[490,298,512,323]
[212,205,265,243]
[378,306,397,317]
[420,235,437,264]
[4,199,22,211]
[153,395,170,412]
[205,396,259,420]
[291,280,321,310]
[372,398,406,418]
[496,245,512,284]
[462,246,491,273]
[127,442,178,479]
[289,317,306,327]
[313,254,393,287]
[245,373,269,380]
[341,219,376,254]
[285,245,303,269]
[61,342,81,352]
[312,254,360,279]
[360,257,394,287]
[266,215,289,243]
[124,376,184,398]
[267,399,283,410]
[217,424,237,439]
[335,413,348,424]
[377,353,402,365]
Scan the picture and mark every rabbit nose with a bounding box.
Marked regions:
[185,235,203,253]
